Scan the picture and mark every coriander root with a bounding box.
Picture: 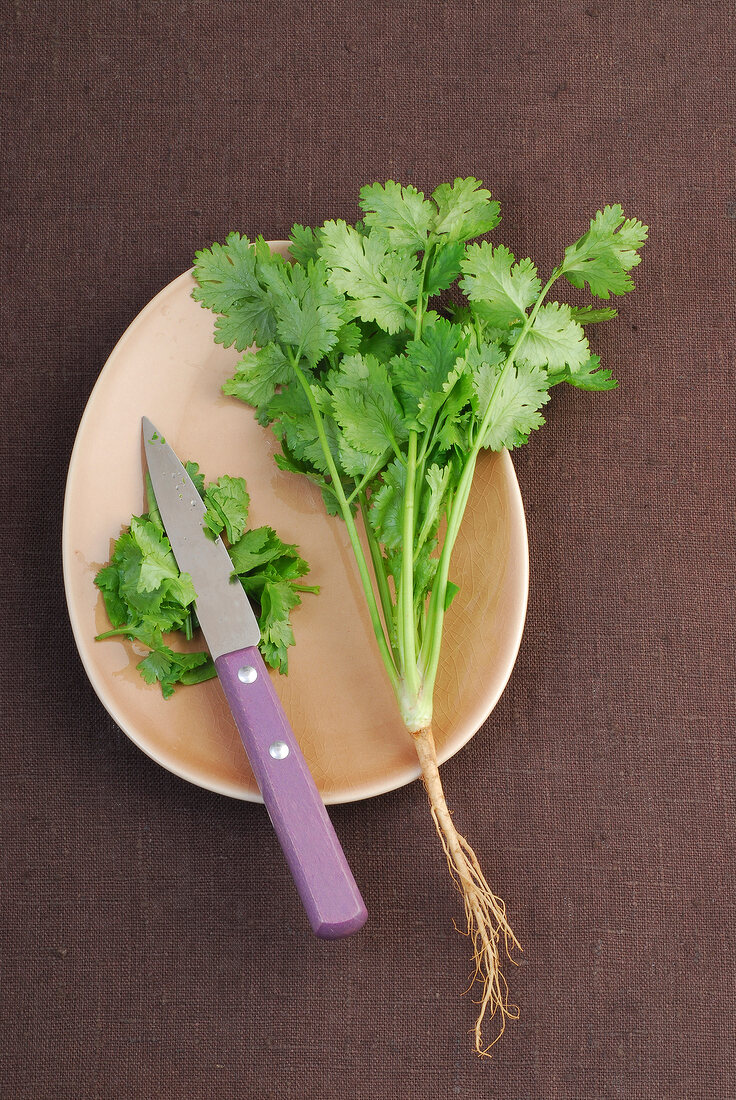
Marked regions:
[411,726,520,1057]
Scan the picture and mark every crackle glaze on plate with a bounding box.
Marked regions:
[62,243,529,804]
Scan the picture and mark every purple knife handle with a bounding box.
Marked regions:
[215,646,368,939]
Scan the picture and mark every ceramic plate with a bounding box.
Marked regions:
[62,243,529,804]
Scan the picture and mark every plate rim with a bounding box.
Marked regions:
[62,260,529,804]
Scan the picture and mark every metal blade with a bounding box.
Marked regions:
[141,416,260,659]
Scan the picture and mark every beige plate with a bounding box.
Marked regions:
[62,243,529,804]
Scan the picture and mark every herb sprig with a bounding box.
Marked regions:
[191,179,647,1054]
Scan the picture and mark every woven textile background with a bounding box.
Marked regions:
[2,2,734,1097]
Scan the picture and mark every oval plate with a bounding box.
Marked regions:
[62,243,529,804]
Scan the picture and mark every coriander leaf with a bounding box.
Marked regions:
[321,486,342,516]
[392,316,467,424]
[268,381,344,478]
[129,516,197,607]
[203,475,250,543]
[358,324,408,362]
[424,240,465,296]
[94,563,128,628]
[272,444,330,491]
[520,302,590,372]
[192,232,260,314]
[569,305,619,324]
[319,220,420,334]
[412,540,439,614]
[193,233,287,350]
[184,462,206,497]
[264,554,313,585]
[368,457,406,550]
[560,205,648,299]
[359,180,434,251]
[288,224,323,266]
[229,525,290,573]
[431,177,501,242]
[137,647,174,685]
[212,306,271,352]
[460,243,541,328]
[271,259,345,364]
[223,342,292,423]
[266,381,318,459]
[232,527,314,611]
[137,641,213,700]
[257,579,301,674]
[336,431,379,478]
[179,658,218,685]
[145,472,164,531]
[392,320,475,452]
[334,321,363,354]
[473,359,550,451]
[443,580,460,611]
[330,353,408,457]
[464,337,507,374]
[101,524,193,633]
[547,354,618,391]
[416,463,452,550]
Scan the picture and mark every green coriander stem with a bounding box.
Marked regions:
[287,351,400,692]
[387,431,408,468]
[359,494,399,663]
[412,448,428,566]
[95,626,140,641]
[420,270,562,696]
[419,450,477,696]
[399,430,420,696]
[414,241,433,339]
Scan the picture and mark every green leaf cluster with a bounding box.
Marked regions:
[192,180,646,727]
[94,465,317,696]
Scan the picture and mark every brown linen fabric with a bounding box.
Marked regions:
[2,2,734,1097]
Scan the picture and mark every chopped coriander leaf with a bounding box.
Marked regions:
[203,474,250,543]
[94,465,317,696]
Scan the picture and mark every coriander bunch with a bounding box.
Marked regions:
[192,180,647,1055]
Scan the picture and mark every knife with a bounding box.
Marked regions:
[142,417,367,939]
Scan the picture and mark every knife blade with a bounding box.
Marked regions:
[142,417,367,939]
